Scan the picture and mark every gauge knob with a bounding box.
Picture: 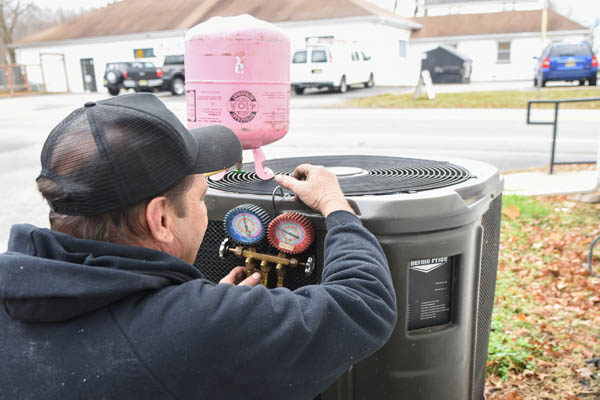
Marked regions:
[223,204,271,245]
[267,212,315,255]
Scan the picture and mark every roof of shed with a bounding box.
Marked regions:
[18,0,416,44]
[410,9,587,39]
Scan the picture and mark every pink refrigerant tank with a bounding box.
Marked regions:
[185,15,291,180]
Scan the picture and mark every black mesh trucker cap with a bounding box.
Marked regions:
[37,93,242,216]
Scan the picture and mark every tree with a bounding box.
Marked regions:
[0,0,31,64]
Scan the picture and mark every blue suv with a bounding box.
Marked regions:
[534,42,597,87]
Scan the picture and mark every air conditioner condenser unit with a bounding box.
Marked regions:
[194,155,503,400]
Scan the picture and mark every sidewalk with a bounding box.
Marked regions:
[503,169,599,196]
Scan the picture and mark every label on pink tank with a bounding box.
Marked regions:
[187,87,225,124]
[186,82,289,148]
[186,90,196,122]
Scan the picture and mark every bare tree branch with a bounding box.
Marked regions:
[0,1,86,64]
[0,0,30,63]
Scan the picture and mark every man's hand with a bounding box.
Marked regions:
[219,267,261,286]
[274,164,354,217]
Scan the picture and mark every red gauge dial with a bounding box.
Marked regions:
[267,212,315,255]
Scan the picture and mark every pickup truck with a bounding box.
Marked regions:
[161,54,185,96]
[121,61,164,94]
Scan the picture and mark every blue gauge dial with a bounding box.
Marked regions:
[223,204,271,245]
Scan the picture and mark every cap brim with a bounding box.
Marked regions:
[189,125,242,174]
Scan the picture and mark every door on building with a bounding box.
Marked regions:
[80,58,97,92]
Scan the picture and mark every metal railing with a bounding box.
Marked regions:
[526,97,600,174]
[587,235,600,277]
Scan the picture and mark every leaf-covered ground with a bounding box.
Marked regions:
[485,195,600,400]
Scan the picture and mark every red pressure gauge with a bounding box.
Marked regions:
[267,212,315,255]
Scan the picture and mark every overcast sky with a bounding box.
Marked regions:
[30,0,600,27]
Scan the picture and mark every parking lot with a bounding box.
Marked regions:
[1,85,599,250]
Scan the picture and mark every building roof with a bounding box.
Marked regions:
[17,0,417,45]
[411,9,587,39]
[434,44,472,61]
[424,0,502,4]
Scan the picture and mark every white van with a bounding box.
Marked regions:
[291,45,375,95]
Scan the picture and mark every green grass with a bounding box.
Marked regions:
[488,269,544,379]
[502,194,552,220]
[488,318,541,379]
[345,87,600,109]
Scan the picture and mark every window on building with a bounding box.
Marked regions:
[497,41,511,63]
[399,40,407,58]
[133,48,155,59]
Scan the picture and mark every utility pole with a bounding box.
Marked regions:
[541,0,548,43]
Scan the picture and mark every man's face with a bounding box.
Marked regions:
[171,174,208,264]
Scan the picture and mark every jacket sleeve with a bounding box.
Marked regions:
[112,211,397,400]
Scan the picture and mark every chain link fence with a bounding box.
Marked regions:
[1,54,69,95]
[0,64,31,94]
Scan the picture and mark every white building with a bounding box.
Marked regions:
[13,0,419,93]
[409,9,590,82]
[12,0,590,92]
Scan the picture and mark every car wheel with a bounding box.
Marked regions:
[533,78,538,87]
[108,87,120,96]
[364,73,374,88]
[541,80,547,87]
[590,77,597,86]
[171,77,185,96]
[579,79,586,86]
[337,76,347,93]
[294,87,305,95]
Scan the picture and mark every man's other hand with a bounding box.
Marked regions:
[219,267,261,286]
[274,164,354,217]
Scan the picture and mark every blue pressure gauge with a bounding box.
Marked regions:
[223,204,271,245]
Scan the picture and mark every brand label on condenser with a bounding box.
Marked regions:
[407,256,453,331]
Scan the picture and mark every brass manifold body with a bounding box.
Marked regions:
[219,238,315,288]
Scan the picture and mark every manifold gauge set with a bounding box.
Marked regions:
[218,204,316,288]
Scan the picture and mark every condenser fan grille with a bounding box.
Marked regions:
[208,155,472,196]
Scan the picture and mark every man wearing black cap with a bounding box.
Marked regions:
[0,93,396,399]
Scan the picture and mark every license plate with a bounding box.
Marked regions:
[565,62,576,67]
[311,69,322,74]
[139,79,147,85]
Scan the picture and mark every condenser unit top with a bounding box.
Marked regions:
[208,155,472,196]
[205,155,503,234]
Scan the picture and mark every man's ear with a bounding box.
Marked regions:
[145,196,175,245]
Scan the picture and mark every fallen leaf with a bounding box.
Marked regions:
[577,368,594,378]
[503,205,521,219]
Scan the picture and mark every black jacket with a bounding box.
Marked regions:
[0,211,396,399]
